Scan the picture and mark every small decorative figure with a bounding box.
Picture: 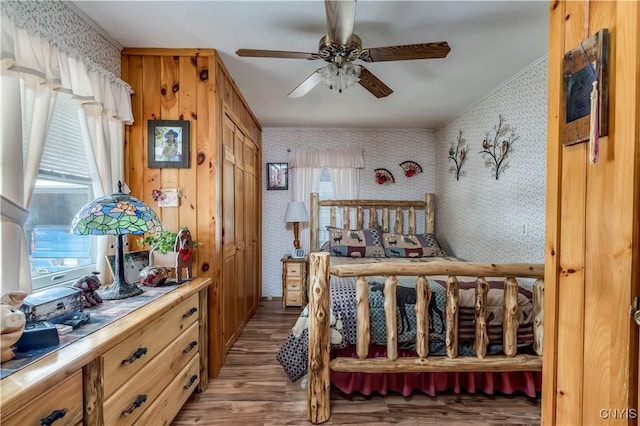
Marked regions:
[138,265,172,287]
[1,291,28,362]
[73,272,103,308]
[174,228,194,282]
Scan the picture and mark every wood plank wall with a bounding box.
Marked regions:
[121,48,262,378]
[544,1,640,425]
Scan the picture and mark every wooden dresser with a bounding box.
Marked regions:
[0,277,210,426]
[281,255,308,309]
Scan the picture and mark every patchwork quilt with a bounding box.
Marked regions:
[276,275,535,383]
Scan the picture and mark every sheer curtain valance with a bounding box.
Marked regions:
[289,149,365,169]
[0,4,133,123]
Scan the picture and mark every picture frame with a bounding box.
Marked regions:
[562,28,609,146]
[266,162,289,190]
[147,120,190,168]
[106,250,150,284]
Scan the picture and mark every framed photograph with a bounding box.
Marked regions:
[147,120,190,168]
[106,250,150,284]
[267,162,288,190]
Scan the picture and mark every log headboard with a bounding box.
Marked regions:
[309,192,435,252]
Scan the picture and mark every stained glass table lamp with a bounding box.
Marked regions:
[71,182,162,300]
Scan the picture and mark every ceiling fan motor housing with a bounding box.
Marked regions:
[318,34,364,64]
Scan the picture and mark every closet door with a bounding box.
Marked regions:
[234,126,247,328]
[243,138,259,315]
[221,115,237,353]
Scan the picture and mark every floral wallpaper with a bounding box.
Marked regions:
[4,0,121,76]
[434,57,548,263]
[262,129,435,297]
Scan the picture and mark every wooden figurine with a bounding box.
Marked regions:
[174,228,194,282]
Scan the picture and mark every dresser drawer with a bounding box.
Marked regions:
[133,355,200,426]
[103,322,199,426]
[103,293,199,398]
[3,371,83,426]
[286,263,302,277]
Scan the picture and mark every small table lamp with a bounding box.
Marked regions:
[284,201,309,251]
[71,182,163,300]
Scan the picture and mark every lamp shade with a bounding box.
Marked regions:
[284,201,309,223]
[71,188,162,300]
[71,192,162,236]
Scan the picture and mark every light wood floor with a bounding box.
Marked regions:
[173,300,541,425]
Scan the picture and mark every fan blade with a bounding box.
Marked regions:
[324,0,357,46]
[236,49,319,60]
[358,66,393,98]
[288,69,324,98]
[364,41,451,62]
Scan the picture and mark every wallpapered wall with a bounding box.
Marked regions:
[262,57,548,297]
[434,57,548,263]
[262,129,436,297]
[5,1,121,76]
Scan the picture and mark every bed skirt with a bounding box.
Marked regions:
[330,346,542,398]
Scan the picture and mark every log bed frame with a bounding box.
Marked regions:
[306,193,544,424]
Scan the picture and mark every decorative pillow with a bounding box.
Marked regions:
[382,232,447,258]
[327,227,385,258]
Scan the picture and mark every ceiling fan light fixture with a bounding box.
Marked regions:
[320,62,361,93]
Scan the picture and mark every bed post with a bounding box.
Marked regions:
[310,192,319,252]
[307,252,331,424]
[425,193,435,234]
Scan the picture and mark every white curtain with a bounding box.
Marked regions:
[291,167,323,254]
[0,4,133,295]
[289,149,364,253]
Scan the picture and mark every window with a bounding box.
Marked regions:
[22,89,97,291]
[318,168,336,247]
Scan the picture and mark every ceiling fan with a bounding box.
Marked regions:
[236,0,450,98]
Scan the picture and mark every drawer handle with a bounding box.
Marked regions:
[121,394,147,416]
[183,341,198,354]
[121,347,148,365]
[183,307,198,318]
[40,408,67,426]
[183,374,198,390]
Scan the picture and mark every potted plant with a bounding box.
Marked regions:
[139,227,197,267]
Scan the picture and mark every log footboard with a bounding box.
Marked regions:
[307,252,544,424]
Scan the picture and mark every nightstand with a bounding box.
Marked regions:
[281,255,308,309]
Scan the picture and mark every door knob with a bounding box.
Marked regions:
[634,309,640,326]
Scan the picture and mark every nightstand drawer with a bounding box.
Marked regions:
[286,263,302,277]
[286,290,303,306]
[287,279,301,290]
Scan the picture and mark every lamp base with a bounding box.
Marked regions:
[99,279,143,300]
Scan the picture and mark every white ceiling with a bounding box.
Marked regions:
[69,1,549,129]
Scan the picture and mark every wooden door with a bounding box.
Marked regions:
[544,1,640,425]
[221,115,237,353]
[234,126,247,329]
[243,137,258,315]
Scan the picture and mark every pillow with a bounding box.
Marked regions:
[327,226,385,258]
[382,232,447,258]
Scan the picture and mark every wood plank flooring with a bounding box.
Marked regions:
[173,300,540,425]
